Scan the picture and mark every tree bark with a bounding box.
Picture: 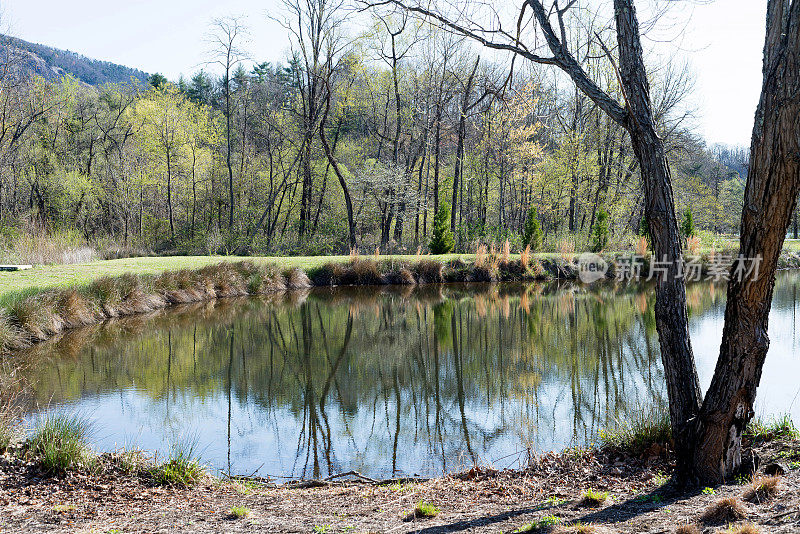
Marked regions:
[612,0,703,481]
[693,0,800,484]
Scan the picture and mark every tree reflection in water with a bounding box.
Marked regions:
[14,278,743,479]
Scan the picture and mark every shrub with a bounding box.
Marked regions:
[674,525,700,534]
[26,413,93,473]
[590,209,609,252]
[429,203,455,254]
[681,208,696,238]
[523,205,543,251]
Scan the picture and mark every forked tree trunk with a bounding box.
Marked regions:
[692,0,800,484]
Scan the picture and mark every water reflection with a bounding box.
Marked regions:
[12,273,800,479]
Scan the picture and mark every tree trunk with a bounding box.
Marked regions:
[692,0,800,484]
[613,0,703,480]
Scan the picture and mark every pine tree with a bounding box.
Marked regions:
[429,203,455,254]
[681,208,696,238]
[590,208,609,252]
[523,205,543,251]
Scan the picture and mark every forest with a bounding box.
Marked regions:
[0,3,751,259]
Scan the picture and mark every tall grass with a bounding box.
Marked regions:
[151,438,205,487]
[599,409,671,455]
[26,413,93,473]
[745,414,799,442]
[0,230,97,266]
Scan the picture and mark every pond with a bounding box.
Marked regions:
[14,272,800,480]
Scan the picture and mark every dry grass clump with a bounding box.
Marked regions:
[722,523,760,534]
[635,236,649,256]
[673,524,700,534]
[700,497,747,525]
[285,267,311,289]
[414,259,444,284]
[501,239,511,265]
[475,244,488,268]
[686,236,701,256]
[521,245,531,269]
[559,239,575,262]
[743,475,780,502]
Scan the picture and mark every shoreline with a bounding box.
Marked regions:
[1,429,797,533]
[3,251,800,355]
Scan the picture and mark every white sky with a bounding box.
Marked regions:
[0,0,766,147]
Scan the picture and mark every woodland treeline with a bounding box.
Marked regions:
[0,4,748,255]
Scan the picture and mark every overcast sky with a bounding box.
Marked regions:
[1,0,766,147]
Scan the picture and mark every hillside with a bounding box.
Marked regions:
[0,35,148,85]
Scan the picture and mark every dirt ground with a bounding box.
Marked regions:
[1,440,798,533]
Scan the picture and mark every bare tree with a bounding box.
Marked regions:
[207,16,249,230]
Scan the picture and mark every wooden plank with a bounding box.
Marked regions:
[0,265,33,271]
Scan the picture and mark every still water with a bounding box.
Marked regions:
[16,272,800,479]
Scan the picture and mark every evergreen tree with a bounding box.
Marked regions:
[148,73,168,89]
[430,203,455,254]
[681,208,696,238]
[523,205,543,251]
[590,208,609,252]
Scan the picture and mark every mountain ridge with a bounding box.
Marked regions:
[0,35,149,85]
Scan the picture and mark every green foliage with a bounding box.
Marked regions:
[638,216,651,244]
[681,208,696,238]
[26,413,93,473]
[590,209,610,252]
[149,73,168,89]
[151,438,204,487]
[523,205,543,251]
[429,203,455,254]
[513,515,562,532]
[580,489,608,507]
[414,501,440,518]
[228,506,251,519]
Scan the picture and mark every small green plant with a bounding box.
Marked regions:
[789,461,800,469]
[26,413,93,473]
[228,506,251,519]
[312,526,330,533]
[150,439,204,487]
[681,208,696,238]
[579,489,608,507]
[429,203,455,254]
[745,414,799,442]
[523,205,543,252]
[590,208,609,252]
[414,501,440,518]
[702,487,716,495]
[513,515,562,532]
[53,504,76,513]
